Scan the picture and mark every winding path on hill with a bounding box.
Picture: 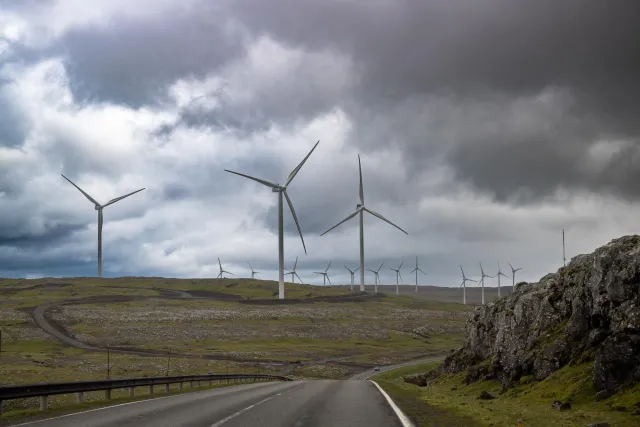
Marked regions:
[26,286,397,371]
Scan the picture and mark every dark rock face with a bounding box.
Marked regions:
[443,235,640,393]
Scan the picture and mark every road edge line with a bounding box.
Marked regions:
[369,380,415,427]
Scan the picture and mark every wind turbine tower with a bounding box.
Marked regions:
[61,174,144,278]
[389,261,404,295]
[313,261,332,286]
[247,262,260,279]
[508,262,522,290]
[217,258,233,279]
[366,262,384,293]
[321,155,408,292]
[285,256,302,283]
[479,262,494,305]
[344,265,360,291]
[495,261,510,298]
[459,265,477,305]
[225,141,319,299]
[409,256,426,293]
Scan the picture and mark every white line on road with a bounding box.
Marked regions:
[369,381,415,427]
[210,393,282,427]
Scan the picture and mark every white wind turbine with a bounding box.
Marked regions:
[285,256,302,283]
[321,155,408,291]
[478,262,494,305]
[344,265,360,291]
[389,261,404,295]
[508,262,522,290]
[313,261,332,286]
[495,261,510,298]
[61,174,144,278]
[247,262,260,279]
[459,265,477,305]
[366,262,384,293]
[225,141,319,299]
[217,258,233,279]
[409,256,426,293]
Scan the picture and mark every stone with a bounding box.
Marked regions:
[551,400,571,410]
[478,391,495,400]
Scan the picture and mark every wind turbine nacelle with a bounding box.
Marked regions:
[271,187,282,193]
[94,205,101,210]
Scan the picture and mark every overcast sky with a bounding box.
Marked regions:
[1,0,639,286]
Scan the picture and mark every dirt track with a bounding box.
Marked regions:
[25,287,385,369]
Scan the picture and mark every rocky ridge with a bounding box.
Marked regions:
[442,235,640,395]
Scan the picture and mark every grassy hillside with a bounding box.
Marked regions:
[372,361,640,427]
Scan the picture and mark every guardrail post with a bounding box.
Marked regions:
[76,392,84,404]
[40,395,48,411]
[209,379,212,386]
[179,382,183,390]
[190,381,194,388]
[129,387,135,397]
[149,385,154,395]
[105,389,111,400]
[164,384,169,393]
[0,399,4,415]
[197,381,201,387]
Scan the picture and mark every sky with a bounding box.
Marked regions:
[1,0,639,286]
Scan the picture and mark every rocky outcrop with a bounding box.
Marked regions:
[442,235,640,394]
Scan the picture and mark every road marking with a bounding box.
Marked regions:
[210,393,282,427]
[9,382,279,426]
[369,380,415,427]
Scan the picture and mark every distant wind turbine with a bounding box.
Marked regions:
[61,174,144,278]
[508,262,522,290]
[344,265,360,291]
[217,258,233,279]
[495,261,510,298]
[285,256,302,283]
[389,261,404,295]
[459,265,477,305]
[478,262,494,305]
[409,256,425,293]
[562,228,566,267]
[366,262,384,293]
[321,155,408,292]
[225,141,319,299]
[313,261,332,286]
[247,262,260,279]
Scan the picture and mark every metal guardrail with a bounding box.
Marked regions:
[0,373,290,414]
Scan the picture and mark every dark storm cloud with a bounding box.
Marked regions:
[57,5,245,107]
[225,0,640,201]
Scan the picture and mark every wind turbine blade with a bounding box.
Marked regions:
[295,272,303,282]
[326,261,332,272]
[508,262,514,271]
[469,278,478,283]
[320,209,361,236]
[366,269,376,273]
[224,170,279,189]
[460,265,465,277]
[61,174,100,206]
[218,258,222,270]
[103,188,145,207]
[398,261,404,269]
[294,256,298,270]
[283,190,307,254]
[225,271,234,276]
[248,261,253,270]
[516,268,522,272]
[326,275,332,285]
[409,268,418,273]
[313,272,324,275]
[285,141,320,186]
[344,266,351,273]
[378,262,384,271]
[358,154,364,205]
[363,207,408,235]
[418,268,426,274]
[354,266,360,272]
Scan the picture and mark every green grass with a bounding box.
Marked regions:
[372,361,640,427]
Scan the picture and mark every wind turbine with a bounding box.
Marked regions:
[409,256,426,293]
[285,256,303,283]
[344,265,360,291]
[321,155,408,292]
[217,258,233,279]
[390,261,404,295]
[313,261,332,286]
[562,229,566,267]
[478,262,494,305]
[61,174,144,278]
[366,262,384,293]
[495,261,510,298]
[247,262,260,279]
[225,141,319,299]
[508,262,522,290]
[459,265,477,305]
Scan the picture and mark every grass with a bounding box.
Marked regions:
[372,361,640,427]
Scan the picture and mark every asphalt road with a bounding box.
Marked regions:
[9,380,408,427]
[349,355,446,380]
